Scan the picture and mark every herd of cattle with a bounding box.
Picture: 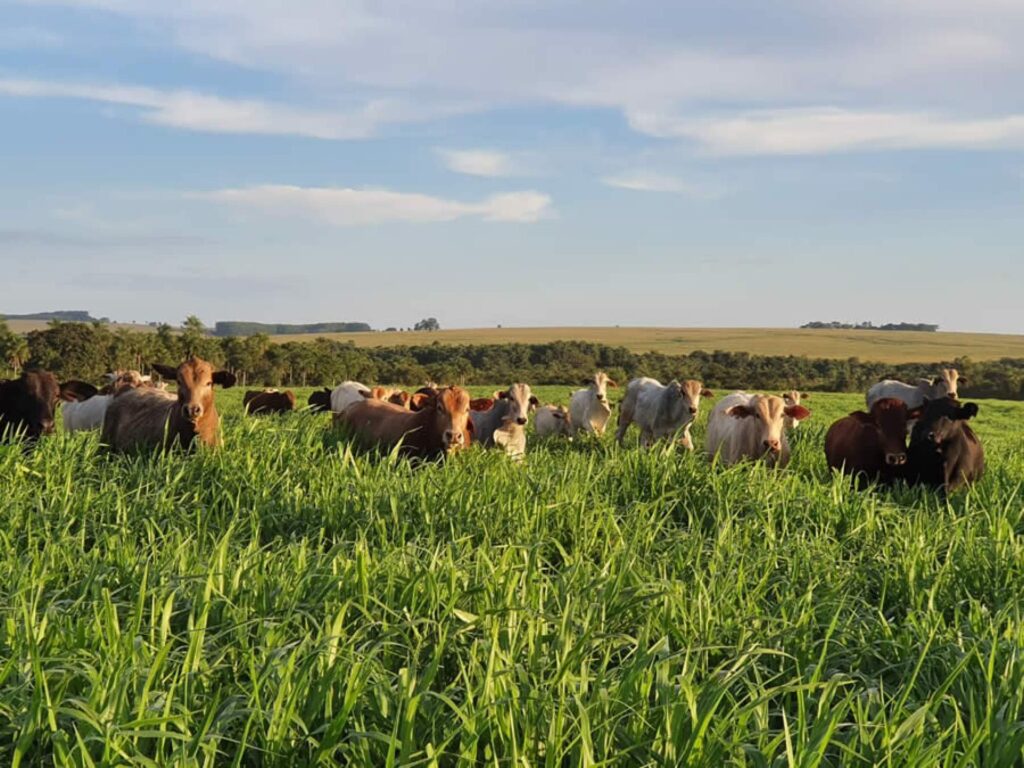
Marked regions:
[0,359,983,492]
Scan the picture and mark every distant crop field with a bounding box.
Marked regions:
[3,385,1023,765]
[271,326,1024,363]
[6,319,157,334]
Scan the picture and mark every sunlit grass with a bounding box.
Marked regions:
[1,389,1023,765]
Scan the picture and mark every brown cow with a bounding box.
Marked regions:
[0,370,97,441]
[470,397,496,412]
[101,357,236,452]
[244,389,297,415]
[824,398,919,487]
[336,385,471,460]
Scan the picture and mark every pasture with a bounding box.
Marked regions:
[269,327,1024,363]
[2,387,1024,765]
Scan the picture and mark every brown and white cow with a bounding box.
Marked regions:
[825,398,918,487]
[0,370,97,441]
[243,389,297,415]
[101,357,236,452]
[336,386,471,461]
[781,390,810,429]
[705,392,810,468]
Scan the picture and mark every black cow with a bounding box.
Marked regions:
[307,387,332,412]
[0,370,97,440]
[907,398,984,493]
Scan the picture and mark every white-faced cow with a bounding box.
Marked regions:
[535,404,572,438]
[866,368,963,411]
[568,372,616,437]
[469,383,538,459]
[706,392,810,468]
[781,390,810,429]
[615,377,712,450]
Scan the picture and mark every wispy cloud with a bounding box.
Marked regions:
[630,107,1024,155]
[601,171,722,198]
[0,76,460,139]
[437,149,515,177]
[194,184,553,225]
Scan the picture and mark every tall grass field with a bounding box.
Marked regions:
[2,387,1023,765]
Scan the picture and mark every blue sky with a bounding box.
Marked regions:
[1,0,1022,333]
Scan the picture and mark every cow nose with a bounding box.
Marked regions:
[689,407,698,415]
[516,417,527,425]
[40,419,55,434]
[763,439,781,453]
[443,429,464,447]
[886,453,907,466]
[184,404,203,421]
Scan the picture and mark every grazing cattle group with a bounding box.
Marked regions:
[0,360,988,494]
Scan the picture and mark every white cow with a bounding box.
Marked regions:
[469,383,538,459]
[615,378,712,449]
[535,404,572,438]
[781,390,810,429]
[329,381,374,413]
[866,368,962,411]
[63,394,114,433]
[568,372,616,436]
[706,392,810,468]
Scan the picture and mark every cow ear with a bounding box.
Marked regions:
[958,403,979,420]
[151,363,178,380]
[358,389,373,398]
[958,377,967,386]
[726,405,753,419]
[552,410,565,420]
[606,379,618,388]
[59,380,99,402]
[700,389,713,397]
[409,393,431,410]
[581,378,592,386]
[801,392,810,399]
[784,404,811,421]
[529,395,539,408]
[212,370,236,388]
[497,390,509,399]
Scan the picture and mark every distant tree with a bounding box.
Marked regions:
[414,317,441,332]
[180,315,211,358]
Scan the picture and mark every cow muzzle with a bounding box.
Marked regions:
[763,439,781,454]
[689,406,698,415]
[443,429,465,450]
[183,404,203,422]
[885,452,907,466]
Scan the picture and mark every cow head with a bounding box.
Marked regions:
[151,357,236,424]
[388,390,412,409]
[496,382,536,426]
[860,397,919,466]
[428,386,471,453]
[911,397,978,448]
[308,388,332,412]
[584,372,616,405]
[0,370,97,439]
[674,379,713,417]
[726,394,810,459]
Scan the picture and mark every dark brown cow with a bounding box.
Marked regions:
[101,357,236,451]
[244,389,297,415]
[308,387,332,412]
[824,398,919,486]
[907,398,984,493]
[469,397,496,412]
[336,386,471,460]
[0,370,97,440]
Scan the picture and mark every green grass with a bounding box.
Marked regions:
[2,387,1024,766]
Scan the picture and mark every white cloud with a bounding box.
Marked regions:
[194,184,553,225]
[0,76,462,139]
[601,171,720,198]
[631,108,1024,155]
[437,149,514,177]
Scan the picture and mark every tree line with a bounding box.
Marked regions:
[801,321,939,332]
[2,318,1023,399]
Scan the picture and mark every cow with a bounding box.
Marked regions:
[705,392,810,468]
[308,387,332,412]
[782,390,810,429]
[824,398,919,487]
[470,397,496,412]
[243,389,297,415]
[101,357,236,452]
[907,398,984,493]
[535,404,572,438]
[568,372,616,436]
[329,381,409,413]
[0,371,97,441]
[64,370,156,433]
[336,385,471,461]
[866,368,964,411]
[615,377,712,450]
[469,383,538,459]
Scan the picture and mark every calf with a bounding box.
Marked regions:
[336,386,471,461]
[101,357,236,452]
[244,389,297,415]
[824,398,918,487]
[782,391,810,429]
[568,372,616,436]
[615,377,712,450]
[469,383,538,458]
[706,392,810,468]
[866,368,963,411]
[535,404,572,438]
[308,387,332,412]
[907,398,984,493]
[0,371,97,440]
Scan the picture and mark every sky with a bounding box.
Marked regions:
[1,0,1023,333]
